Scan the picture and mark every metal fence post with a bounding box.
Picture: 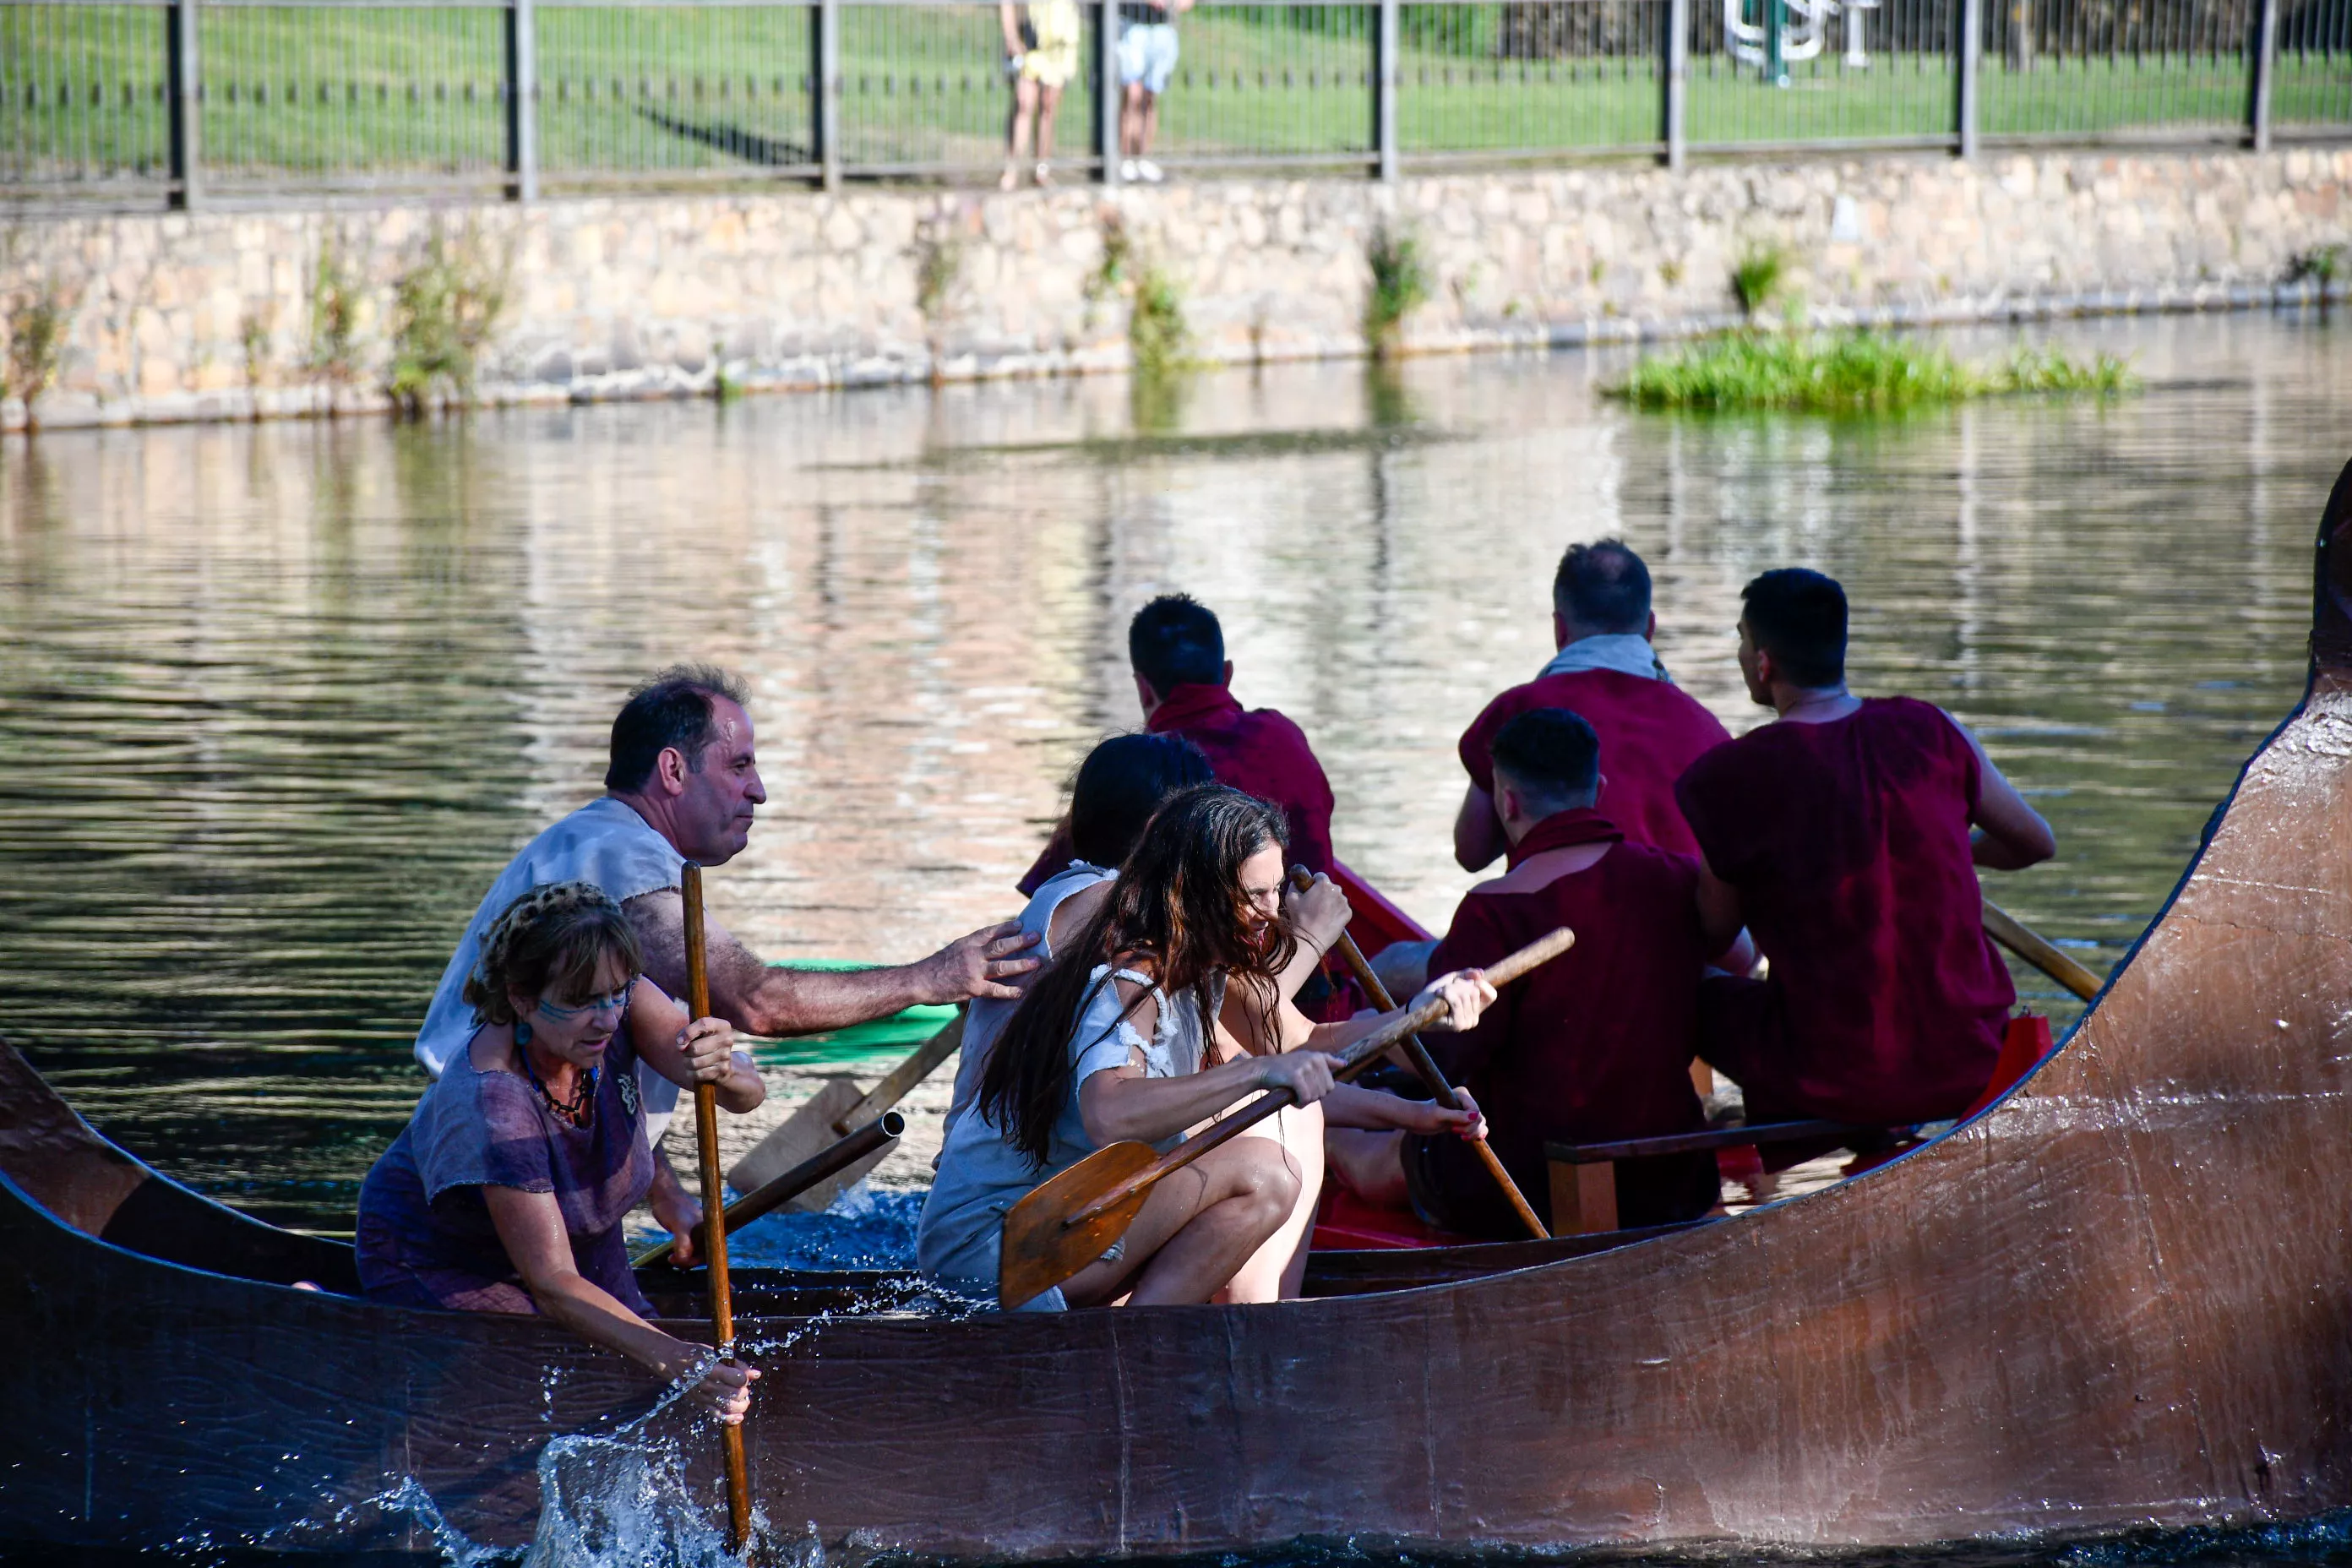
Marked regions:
[1098,1,1122,182]
[1955,0,1981,157]
[505,0,537,202]
[2248,0,2278,151]
[165,0,199,210]
[1374,0,1397,182]
[1662,0,1687,169]
[817,0,841,190]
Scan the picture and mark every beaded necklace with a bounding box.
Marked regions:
[515,1021,596,1128]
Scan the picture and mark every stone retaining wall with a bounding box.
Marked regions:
[3,146,2348,430]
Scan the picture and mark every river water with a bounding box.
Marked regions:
[0,310,2344,1244]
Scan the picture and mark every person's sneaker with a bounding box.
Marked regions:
[1035,160,1054,187]
[1119,157,1140,182]
[1135,157,1165,182]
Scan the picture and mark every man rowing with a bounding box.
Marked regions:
[414,665,1041,1260]
[1675,569,2056,1130]
[1327,709,1733,1237]
[1019,594,1338,895]
[923,784,1494,1309]
[1454,541,1728,869]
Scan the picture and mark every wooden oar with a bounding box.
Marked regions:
[726,1010,965,1213]
[999,925,1576,1309]
[632,1110,906,1270]
[1982,898,2103,1002]
[682,863,753,1554]
[1291,868,1548,1241]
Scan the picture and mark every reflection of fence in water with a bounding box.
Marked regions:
[2,0,2347,204]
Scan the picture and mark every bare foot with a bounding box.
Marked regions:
[999,162,1020,192]
[1035,161,1054,188]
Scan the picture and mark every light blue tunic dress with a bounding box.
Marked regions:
[918,965,1220,1309]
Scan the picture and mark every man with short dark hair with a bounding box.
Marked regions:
[416,664,1039,1255]
[1329,706,1731,1237]
[1453,540,1729,871]
[1675,569,2057,1129]
[1018,594,1337,893]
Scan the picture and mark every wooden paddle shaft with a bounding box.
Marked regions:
[633,1110,905,1270]
[1067,926,1576,1228]
[1292,869,1548,1241]
[682,863,752,1554]
[841,1009,964,1131]
[1981,898,2103,1002]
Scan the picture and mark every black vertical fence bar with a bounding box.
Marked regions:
[1097,0,1119,180]
[1374,0,1396,179]
[506,0,537,199]
[166,0,199,209]
[2249,0,2278,148]
[1956,0,1981,153]
[1663,0,1687,167]
[816,0,839,188]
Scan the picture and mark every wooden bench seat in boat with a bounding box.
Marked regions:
[1545,1119,1917,1236]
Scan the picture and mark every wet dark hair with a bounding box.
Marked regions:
[1070,733,1217,868]
[1741,569,1848,689]
[1553,540,1652,635]
[605,663,753,792]
[1489,707,1602,813]
[465,881,644,1026]
[978,785,1293,1169]
[1128,594,1225,697]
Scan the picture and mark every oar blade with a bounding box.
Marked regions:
[998,1141,1159,1310]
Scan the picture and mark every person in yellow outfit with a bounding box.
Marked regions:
[999,0,1082,189]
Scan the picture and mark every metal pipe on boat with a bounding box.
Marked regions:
[634,1110,906,1270]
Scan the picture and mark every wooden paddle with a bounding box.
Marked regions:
[1290,868,1548,1241]
[998,925,1576,1309]
[1981,898,2103,1002]
[726,1010,965,1215]
[682,863,752,1553]
[632,1109,905,1270]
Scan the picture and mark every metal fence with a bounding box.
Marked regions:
[3,0,2346,205]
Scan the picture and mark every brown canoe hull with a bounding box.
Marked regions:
[8,462,2352,1558]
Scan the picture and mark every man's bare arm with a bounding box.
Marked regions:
[626,889,1039,1038]
[1946,713,2058,871]
[1452,783,1509,873]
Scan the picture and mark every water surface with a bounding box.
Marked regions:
[1,308,2343,1231]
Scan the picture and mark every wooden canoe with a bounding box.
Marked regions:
[10,460,2352,1557]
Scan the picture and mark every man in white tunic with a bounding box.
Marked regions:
[413,664,1040,1256]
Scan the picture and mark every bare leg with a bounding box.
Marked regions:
[1035,82,1064,172]
[1121,81,1148,157]
[1213,1098,1322,1304]
[1002,76,1038,189]
[1059,1136,1299,1308]
[1138,88,1160,157]
[1326,1126,1410,1208]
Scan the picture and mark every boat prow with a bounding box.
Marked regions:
[8,460,2352,1556]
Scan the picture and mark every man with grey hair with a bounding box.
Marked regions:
[413,664,1039,1260]
[1451,539,1729,870]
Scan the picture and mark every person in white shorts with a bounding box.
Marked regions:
[1117,0,1191,182]
[999,0,1083,189]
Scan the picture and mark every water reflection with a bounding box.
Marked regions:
[0,310,2340,1229]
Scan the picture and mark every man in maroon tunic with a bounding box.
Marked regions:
[1329,707,1736,1238]
[1675,569,2057,1130]
[1453,540,1729,870]
[1019,594,1337,895]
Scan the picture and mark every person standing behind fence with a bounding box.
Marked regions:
[999,0,1082,189]
[1118,0,1191,183]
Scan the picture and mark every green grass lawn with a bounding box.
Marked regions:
[3,3,2347,187]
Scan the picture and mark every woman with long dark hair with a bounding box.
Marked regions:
[919,784,1495,1309]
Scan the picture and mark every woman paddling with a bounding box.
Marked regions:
[919,784,1496,1309]
[357,881,766,1419]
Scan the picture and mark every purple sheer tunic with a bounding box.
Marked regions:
[357,1025,657,1316]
